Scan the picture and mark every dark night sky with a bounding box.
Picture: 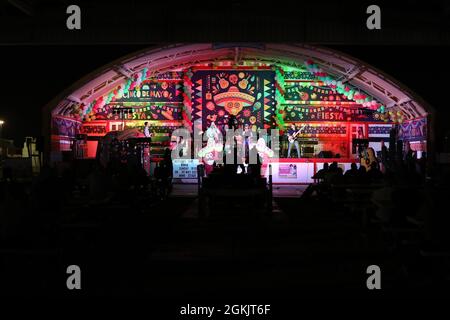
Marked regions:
[0,44,148,144]
[1,44,449,148]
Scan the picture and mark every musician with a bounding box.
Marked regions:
[357,140,367,159]
[143,122,153,138]
[360,142,378,171]
[243,123,256,150]
[175,135,186,158]
[226,115,238,130]
[205,121,220,142]
[287,123,301,158]
[357,127,364,139]
[141,122,154,163]
[359,140,368,158]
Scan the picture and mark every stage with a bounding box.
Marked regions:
[263,157,359,184]
[170,156,359,185]
[45,44,428,189]
[170,182,307,199]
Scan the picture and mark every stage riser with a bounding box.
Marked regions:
[263,159,358,185]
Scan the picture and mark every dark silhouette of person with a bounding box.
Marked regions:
[367,162,384,183]
[381,140,388,163]
[344,163,359,183]
[313,162,329,181]
[357,165,368,184]
[227,115,238,130]
[247,146,261,178]
[345,163,358,176]
[325,161,343,184]
[157,148,174,196]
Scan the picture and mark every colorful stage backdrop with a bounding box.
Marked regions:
[191,70,276,130]
[50,65,428,161]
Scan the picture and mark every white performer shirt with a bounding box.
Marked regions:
[144,126,151,138]
[205,123,219,141]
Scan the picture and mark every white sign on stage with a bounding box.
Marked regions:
[173,159,199,179]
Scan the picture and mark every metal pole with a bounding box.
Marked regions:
[426,113,435,178]
[268,164,273,214]
[197,164,203,218]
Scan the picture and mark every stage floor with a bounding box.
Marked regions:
[171,183,307,198]
[263,157,358,184]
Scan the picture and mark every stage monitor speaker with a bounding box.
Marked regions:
[318,151,333,158]
[302,146,315,158]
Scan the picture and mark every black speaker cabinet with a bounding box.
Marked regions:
[318,151,333,158]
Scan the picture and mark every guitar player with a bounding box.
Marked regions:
[287,123,301,158]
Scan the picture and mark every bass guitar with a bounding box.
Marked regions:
[288,125,305,143]
[360,147,377,171]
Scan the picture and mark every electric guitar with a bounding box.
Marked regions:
[288,125,305,143]
[360,147,377,171]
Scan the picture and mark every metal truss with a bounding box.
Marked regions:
[50,43,430,120]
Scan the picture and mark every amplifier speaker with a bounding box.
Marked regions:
[302,146,315,158]
[318,151,333,158]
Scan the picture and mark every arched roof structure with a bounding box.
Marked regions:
[44,43,432,121]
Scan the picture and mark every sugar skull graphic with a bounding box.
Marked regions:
[213,86,255,116]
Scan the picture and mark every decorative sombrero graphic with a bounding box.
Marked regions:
[213,86,255,116]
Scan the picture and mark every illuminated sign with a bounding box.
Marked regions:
[81,124,107,136]
[284,105,384,122]
[278,164,298,178]
[115,81,181,103]
[173,159,199,179]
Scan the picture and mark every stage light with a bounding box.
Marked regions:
[0,120,4,125]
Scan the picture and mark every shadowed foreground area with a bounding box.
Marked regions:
[2,189,448,298]
[1,159,450,299]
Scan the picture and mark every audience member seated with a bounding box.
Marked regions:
[366,162,384,183]
[356,165,368,184]
[312,162,329,181]
[324,162,343,184]
[344,163,359,184]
